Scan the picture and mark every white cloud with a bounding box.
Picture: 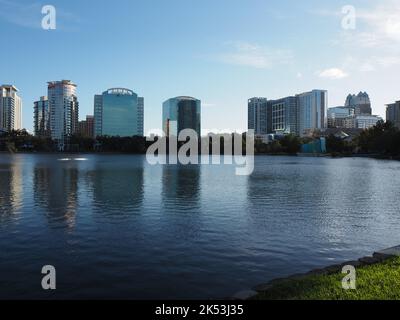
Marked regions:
[343,54,400,73]
[356,2,400,44]
[218,41,293,69]
[359,62,376,72]
[313,1,400,50]
[375,56,400,67]
[317,68,349,79]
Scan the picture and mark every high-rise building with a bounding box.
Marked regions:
[93,88,144,137]
[138,97,144,136]
[48,80,79,144]
[94,94,103,137]
[327,106,355,128]
[271,96,297,135]
[297,90,327,136]
[78,115,94,138]
[34,96,50,137]
[248,98,270,135]
[0,85,22,132]
[386,101,400,129]
[248,89,328,137]
[345,92,372,115]
[163,96,201,136]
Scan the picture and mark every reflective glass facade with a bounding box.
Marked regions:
[34,96,50,137]
[297,90,327,136]
[248,98,270,135]
[163,97,201,136]
[94,88,144,137]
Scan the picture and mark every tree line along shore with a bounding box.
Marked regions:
[1,121,400,158]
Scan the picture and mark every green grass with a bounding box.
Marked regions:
[254,257,400,300]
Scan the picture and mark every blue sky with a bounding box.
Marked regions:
[1,0,400,134]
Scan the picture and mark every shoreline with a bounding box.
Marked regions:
[1,150,400,161]
[232,245,400,300]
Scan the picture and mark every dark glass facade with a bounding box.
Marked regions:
[34,97,50,137]
[163,97,201,136]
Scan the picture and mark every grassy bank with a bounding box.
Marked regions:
[254,256,400,300]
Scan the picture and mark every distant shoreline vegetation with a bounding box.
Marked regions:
[1,121,400,159]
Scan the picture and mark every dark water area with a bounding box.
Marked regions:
[0,154,399,299]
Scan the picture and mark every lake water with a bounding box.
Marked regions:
[1,154,400,299]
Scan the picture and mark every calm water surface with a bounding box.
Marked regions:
[1,154,400,299]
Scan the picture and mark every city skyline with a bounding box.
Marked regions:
[1,79,396,137]
[1,0,399,135]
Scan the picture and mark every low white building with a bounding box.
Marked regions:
[344,115,382,129]
[355,115,383,129]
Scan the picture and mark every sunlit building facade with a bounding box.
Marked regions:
[78,115,94,138]
[48,80,79,144]
[297,90,327,137]
[248,98,270,135]
[94,88,144,137]
[0,85,22,132]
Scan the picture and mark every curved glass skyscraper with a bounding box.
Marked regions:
[94,88,144,137]
[162,96,201,136]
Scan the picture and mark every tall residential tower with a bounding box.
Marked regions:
[47,80,79,145]
[0,85,22,132]
[248,98,270,135]
[248,90,328,137]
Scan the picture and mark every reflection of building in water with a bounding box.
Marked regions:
[89,163,144,215]
[161,165,202,240]
[33,163,78,229]
[162,165,201,208]
[0,157,23,220]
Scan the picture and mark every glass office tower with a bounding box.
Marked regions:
[94,88,144,137]
[248,97,270,135]
[297,90,327,136]
[34,96,50,137]
[162,96,201,136]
